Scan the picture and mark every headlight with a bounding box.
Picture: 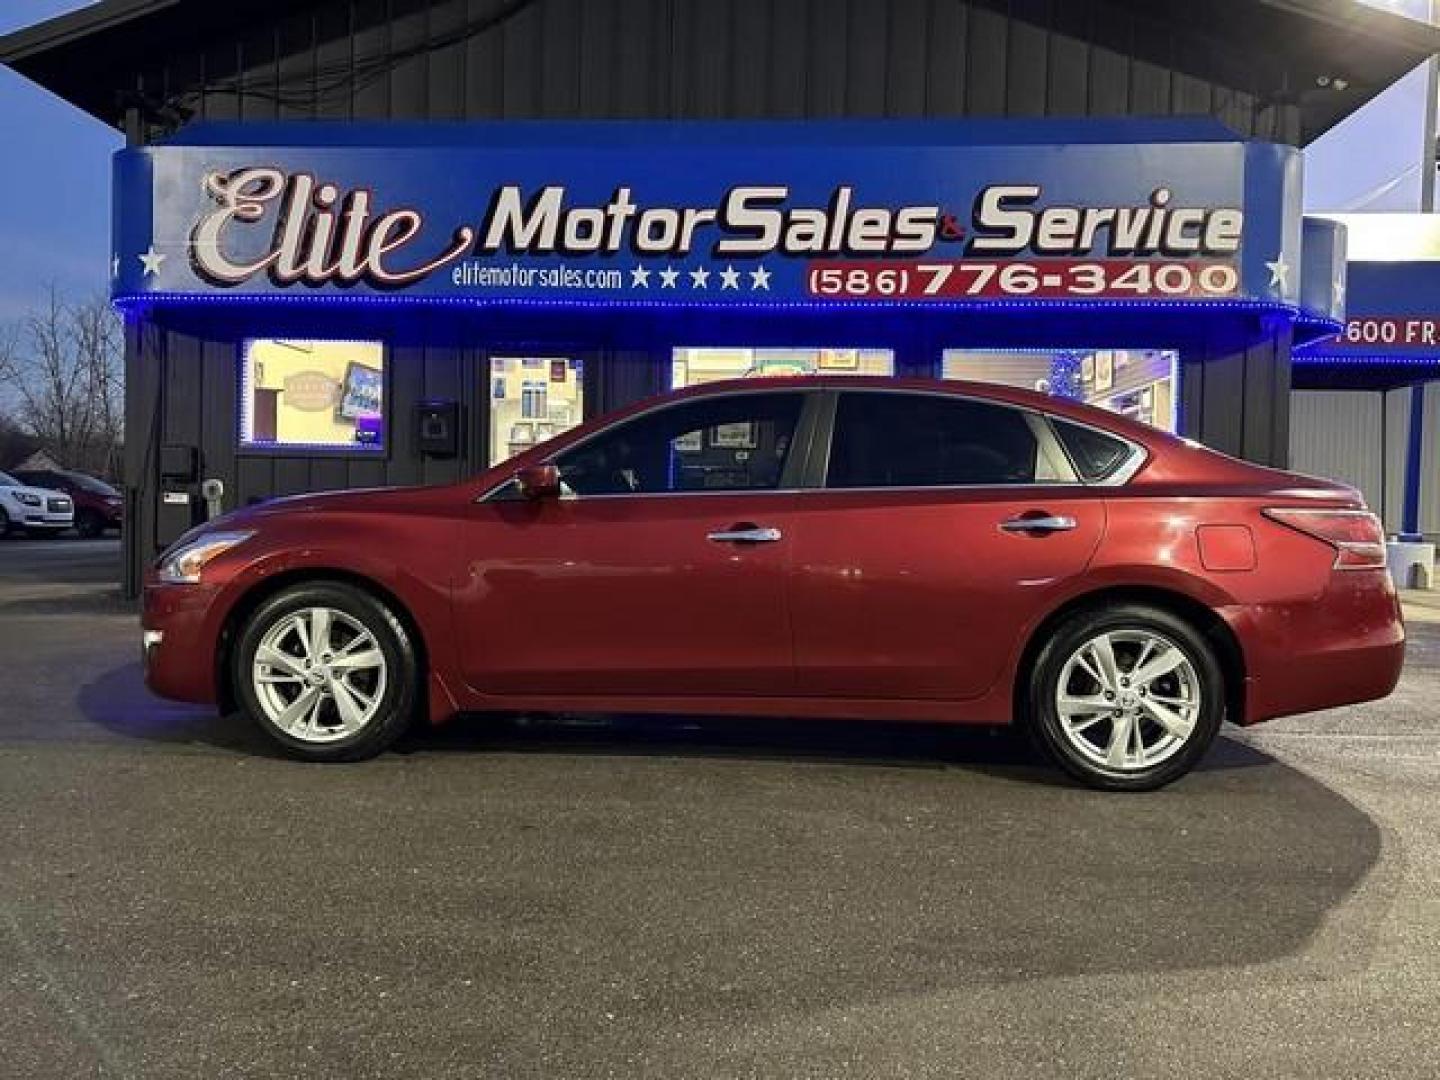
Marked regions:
[15,492,41,507]
[156,530,254,584]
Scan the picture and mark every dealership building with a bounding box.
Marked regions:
[2,0,1438,594]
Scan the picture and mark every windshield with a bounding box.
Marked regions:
[0,471,18,487]
[68,472,119,496]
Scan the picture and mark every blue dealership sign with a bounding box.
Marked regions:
[1301,259,1440,360]
[112,119,1305,311]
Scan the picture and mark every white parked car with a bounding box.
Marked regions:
[0,470,74,537]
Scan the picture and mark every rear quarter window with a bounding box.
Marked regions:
[1051,419,1135,482]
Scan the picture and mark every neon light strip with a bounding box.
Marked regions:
[1293,353,1440,366]
[115,291,1320,317]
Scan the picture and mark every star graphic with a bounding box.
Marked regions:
[689,267,711,289]
[630,265,652,288]
[111,256,120,279]
[1333,277,1346,306]
[749,265,772,291]
[1265,258,1290,291]
[138,244,167,277]
[719,265,741,290]
[659,266,679,289]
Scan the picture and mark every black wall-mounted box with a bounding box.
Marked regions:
[416,400,461,458]
[159,444,199,482]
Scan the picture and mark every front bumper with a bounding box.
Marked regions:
[141,580,224,704]
[13,511,73,529]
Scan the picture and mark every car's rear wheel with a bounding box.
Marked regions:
[233,582,419,762]
[1025,603,1224,791]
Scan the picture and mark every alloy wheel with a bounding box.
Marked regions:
[250,606,389,743]
[1053,628,1202,772]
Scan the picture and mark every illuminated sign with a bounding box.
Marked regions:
[112,121,1303,307]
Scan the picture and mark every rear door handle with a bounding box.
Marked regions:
[707,525,783,544]
[999,514,1077,534]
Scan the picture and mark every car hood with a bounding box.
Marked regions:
[219,484,453,527]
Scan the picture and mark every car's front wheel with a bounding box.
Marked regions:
[233,581,419,762]
[1026,603,1225,792]
[75,509,105,538]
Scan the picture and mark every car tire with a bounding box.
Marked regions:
[1024,603,1225,792]
[75,509,104,538]
[0,506,10,537]
[233,581,420,762]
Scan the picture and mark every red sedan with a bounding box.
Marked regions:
[141,377,1404,790]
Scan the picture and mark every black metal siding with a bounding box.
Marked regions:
[119,0,1296,138]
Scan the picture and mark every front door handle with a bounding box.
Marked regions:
[999,514,1078,534]
[707,524,783,544]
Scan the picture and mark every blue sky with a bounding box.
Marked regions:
[0,2,118,321]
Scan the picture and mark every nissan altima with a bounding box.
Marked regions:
[141,378,1404,790]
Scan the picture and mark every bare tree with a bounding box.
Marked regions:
[0,288,123,479]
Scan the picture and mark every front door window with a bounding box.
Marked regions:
[555,391,805,496]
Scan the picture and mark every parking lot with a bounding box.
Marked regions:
[1,536,1438,1079]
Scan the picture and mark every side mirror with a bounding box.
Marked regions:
[514,463,562,501]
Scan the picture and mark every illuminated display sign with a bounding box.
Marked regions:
[1301,259,1440,363]
[112,120,1304,309]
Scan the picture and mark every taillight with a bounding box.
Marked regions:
[1262,507,1387,571]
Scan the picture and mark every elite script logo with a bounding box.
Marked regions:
[188,166,1245,290]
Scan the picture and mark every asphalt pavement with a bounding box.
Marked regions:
[1,535,1438,1079]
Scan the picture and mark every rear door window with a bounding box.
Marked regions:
[827,392,1069,488]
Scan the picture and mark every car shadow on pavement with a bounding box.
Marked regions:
[77,662,279,756]
[77,658,1275,782]
[72,659,1383,991]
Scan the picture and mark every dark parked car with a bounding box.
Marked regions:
[141,377,1404,791]
[13,469,124,537]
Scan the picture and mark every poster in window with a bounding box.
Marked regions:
[550,359,568,383]
[711,422,756,449]
[337,362,384,420]
[673,429,703,453]
[818,349,859,370]
[1094,352,1114,392]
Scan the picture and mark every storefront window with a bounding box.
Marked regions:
[240,339,386,451]
[941,349,1179,432]
[672,347,894,388]
[489,356,584,466]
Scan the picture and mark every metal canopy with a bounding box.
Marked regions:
[3,0,1439,144]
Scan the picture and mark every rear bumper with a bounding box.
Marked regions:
[1227,571,1406,724]
[141,580,223,704]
